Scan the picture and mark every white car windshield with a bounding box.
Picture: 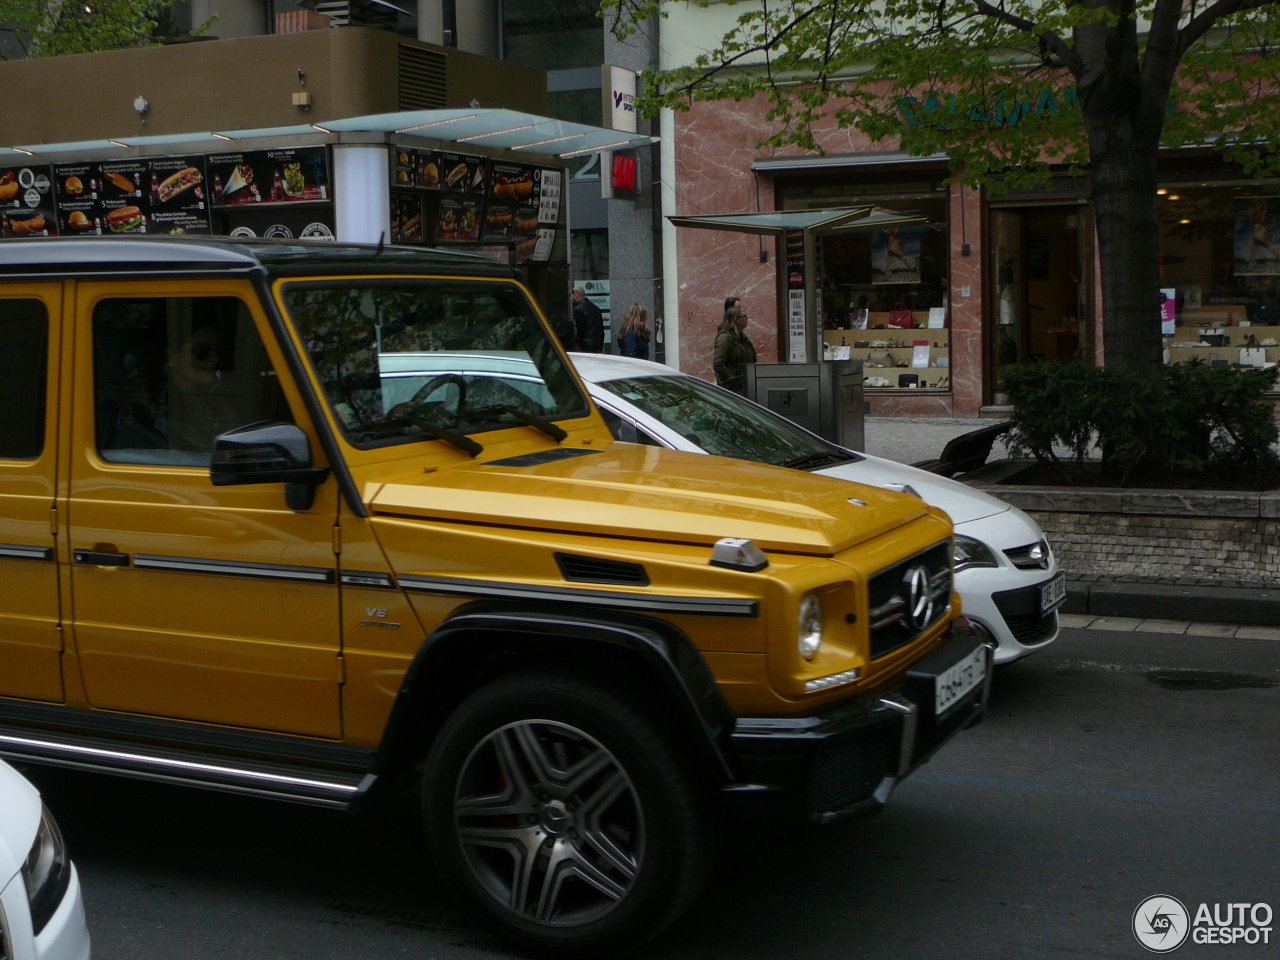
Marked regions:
[285,279,588,447]
[599,374,858,469]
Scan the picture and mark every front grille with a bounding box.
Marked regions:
[1001,609,1059,645]
[867,541,953,659]
[399,44,447,110]
[808,723,899,815]
[992,580,1061,646]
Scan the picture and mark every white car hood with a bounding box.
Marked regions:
[0,759,40,887]
[815,452,1010,525]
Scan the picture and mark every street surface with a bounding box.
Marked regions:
[21,626,1280,959]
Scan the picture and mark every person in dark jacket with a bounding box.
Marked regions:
[713,303,756,394]
[617,303,650,359]
[571,286,605,353]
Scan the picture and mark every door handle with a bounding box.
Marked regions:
[73,548,130,566]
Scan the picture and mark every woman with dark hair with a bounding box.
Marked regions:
[713,302,756,394]
[617,303,650,359]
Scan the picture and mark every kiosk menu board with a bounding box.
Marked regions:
[208,147,329,206]
[52,156,211,235]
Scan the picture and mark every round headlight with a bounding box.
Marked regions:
[798,591,823,660]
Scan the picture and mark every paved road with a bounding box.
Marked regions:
[23,627,1280,959]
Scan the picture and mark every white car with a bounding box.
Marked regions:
[572,353,1063,665]
[0,760,90,960]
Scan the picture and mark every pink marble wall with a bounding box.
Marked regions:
[674,99,781,382]
[675,96,991,414]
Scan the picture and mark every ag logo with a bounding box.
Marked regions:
[1134,895,1190,953]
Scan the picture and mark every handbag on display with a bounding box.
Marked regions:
[867,351,895,367]
[888,301,914,328]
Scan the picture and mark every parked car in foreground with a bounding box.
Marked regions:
[0,760,91,960]
[0,237,993,957]
[571,353,1064,665]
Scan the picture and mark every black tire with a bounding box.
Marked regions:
[423,665,714,958]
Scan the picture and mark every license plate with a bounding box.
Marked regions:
[935,645,987,716]
[1040,573,1067,614]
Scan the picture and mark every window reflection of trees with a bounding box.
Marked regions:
[286,282,584,436]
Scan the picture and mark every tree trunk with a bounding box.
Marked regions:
[1089,142,1164,374]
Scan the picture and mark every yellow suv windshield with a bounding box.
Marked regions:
[283,279,588,446]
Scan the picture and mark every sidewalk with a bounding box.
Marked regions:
[861,416,1280,628]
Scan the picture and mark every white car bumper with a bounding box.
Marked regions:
[1,863,91,960]
[953,506,1062,665]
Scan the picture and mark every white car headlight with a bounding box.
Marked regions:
[23,803,71,936]
[798,591,823,660]
[953,534,999,572]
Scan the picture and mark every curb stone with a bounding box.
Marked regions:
[1065,579,1280,627]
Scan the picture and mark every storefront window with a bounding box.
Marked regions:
[782,187,951,392]
[1160,180,1280,378]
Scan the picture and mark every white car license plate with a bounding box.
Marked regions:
[935,645,987,716]
[1040,573,1067,614]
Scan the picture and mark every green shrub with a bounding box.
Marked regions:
[1004,359,1280,486]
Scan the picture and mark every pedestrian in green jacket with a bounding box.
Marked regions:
[713,303,756,395]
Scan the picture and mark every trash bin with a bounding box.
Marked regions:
[745,360,864,452]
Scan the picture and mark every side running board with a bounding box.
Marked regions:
[0,723,374,810]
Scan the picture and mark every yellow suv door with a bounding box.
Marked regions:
[64,279,343,738]
[0,287,64,702]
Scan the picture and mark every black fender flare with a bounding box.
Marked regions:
[371,601,742,784]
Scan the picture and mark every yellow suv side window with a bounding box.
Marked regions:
[0,299,47,461]
[93,296,293,467]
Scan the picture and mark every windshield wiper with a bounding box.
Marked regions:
[457,405,568,443]
[356,416,483,457]
[783,450,852,470]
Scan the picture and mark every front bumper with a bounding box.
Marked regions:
[726,628,994,824]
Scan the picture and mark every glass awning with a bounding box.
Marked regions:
[668,206,927,235]
[1,108,656,161]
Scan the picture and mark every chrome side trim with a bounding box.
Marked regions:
[397,574,758,617]
[0,543,53,561]
[878,694,918,777]
[340,570,397,589]
[0,732,358,798]
[133,553,336,584]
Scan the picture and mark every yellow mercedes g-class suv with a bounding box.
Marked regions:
[0,237,992,956]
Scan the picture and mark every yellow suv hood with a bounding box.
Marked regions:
[369,442,930,555]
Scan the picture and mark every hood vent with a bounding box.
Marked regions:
[555,553,649,587]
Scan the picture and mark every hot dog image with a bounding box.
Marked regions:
[106,171,135,193]
[0,172,17,202]
[157,166,203,203]
[9,214,47,235]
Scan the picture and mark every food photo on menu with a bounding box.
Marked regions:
[490,162,536,205]
[208,147,329,206]
[481,201,516,242]
[436,153,486,196]
[0,165,58,237]
[146,157,210,235]
[391,193,423,243]
[435,196,481,242]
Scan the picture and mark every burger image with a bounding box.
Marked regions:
[65,176,84,195]
[106,205,145,233]
[68,210,92,230]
